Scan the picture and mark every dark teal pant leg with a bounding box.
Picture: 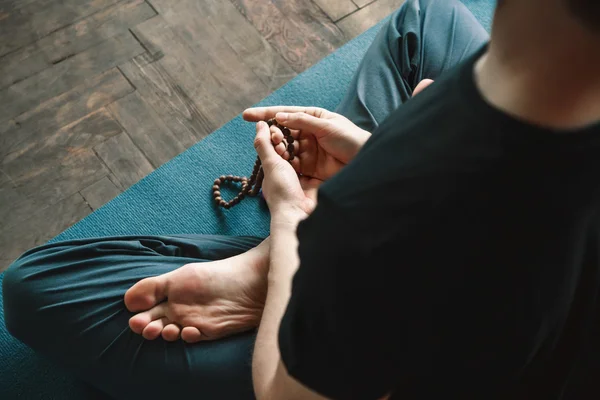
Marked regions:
[2,235,262,400]
[336,0,490,132]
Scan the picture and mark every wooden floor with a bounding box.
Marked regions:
[0,0,404,271]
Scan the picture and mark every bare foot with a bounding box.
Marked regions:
[124,241,269,343]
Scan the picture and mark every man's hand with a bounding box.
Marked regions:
[244,106,371,181]
[253,121,319,219]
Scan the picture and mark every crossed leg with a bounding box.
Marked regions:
[3,235,264,399]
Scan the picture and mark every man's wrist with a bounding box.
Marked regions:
[270,206,308,230]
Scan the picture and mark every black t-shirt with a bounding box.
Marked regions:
[279,49,600,399]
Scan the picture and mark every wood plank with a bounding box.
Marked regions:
[228,0,334,73]
[130,19,226,129]
[2,110,116,192]
[108,91,186,167]
[0,111,114,231]
[352,0,374,8]
[0,193,92,272]
[0,0,38,13]
[131,16,263,128]
[313,0,358,22]
[93,132,154,189]
[0,68,134,158]
[157,0,295,91]
[337,0,405,39]
[0,33,144,122]
[272,0,346,51]
[80,175,122,210]
[0,0,121,58]
[119,53,213,147]
[3,109,122,166]
[138,5,269,109]
[0,0,155,89]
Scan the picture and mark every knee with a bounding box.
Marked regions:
[2,250,50,341]
[416,0,484,30]
[3,258,27,338]
[386,0,468,39]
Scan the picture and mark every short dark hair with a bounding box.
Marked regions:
[567,0,600,30]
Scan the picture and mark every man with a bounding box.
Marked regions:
[3,0,600,399]
[249,0,600,398]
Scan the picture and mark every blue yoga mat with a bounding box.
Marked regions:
[0,2,494,398]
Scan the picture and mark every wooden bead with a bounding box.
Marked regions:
[214,125,291,208]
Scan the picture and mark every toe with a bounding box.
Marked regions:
[124,274,169,312]
[142,317,169,340]
[181,327,202,343]
[162,324,181,342]
[129,303,168,334]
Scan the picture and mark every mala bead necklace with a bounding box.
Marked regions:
[213,118,295,209]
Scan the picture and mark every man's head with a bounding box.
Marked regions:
[567,0,600,31]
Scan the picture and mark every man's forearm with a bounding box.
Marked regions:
[252,211,327,400]
[252,214,301,397]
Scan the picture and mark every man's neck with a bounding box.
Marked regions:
[475,0,600,130]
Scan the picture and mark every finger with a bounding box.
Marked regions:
[254,121,278,165]
[162,323,181,342]
[413,79,434,96]
[274,141,286,156]
[243,106,328,122]
[290,156,301,173]
[181,326,202,343]
[274,112,330,138]
[141,317,170,340]
[294,137,311,155]
[271,125,287,156]
[271,126,284,145]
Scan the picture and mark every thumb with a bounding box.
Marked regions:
[253,121,277,164]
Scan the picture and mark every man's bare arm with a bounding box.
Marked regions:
[251,214,327,400]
